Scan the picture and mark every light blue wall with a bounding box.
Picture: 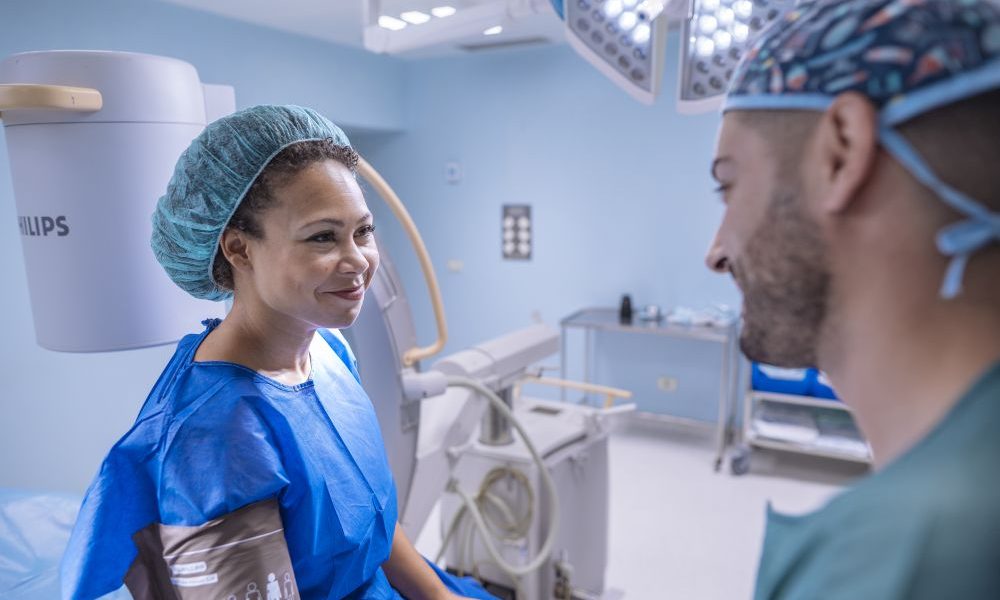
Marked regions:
[0,0,405,493]
[354,38,739,421]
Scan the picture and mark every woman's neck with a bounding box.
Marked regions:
[195,297,314,385]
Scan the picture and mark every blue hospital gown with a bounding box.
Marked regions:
[61,319,493,600]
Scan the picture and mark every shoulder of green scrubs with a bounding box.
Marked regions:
[755,362,1000,600]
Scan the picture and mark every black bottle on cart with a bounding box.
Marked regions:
[619,294,633,324]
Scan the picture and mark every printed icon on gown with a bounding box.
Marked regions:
[267,573,282,600]
[246,581,262,600]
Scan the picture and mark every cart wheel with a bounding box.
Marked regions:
[730,445,751,476]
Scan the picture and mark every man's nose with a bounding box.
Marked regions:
[705,233,729,274]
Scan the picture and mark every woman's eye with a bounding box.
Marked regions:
[356,225,376,238]
[308,232,335,243]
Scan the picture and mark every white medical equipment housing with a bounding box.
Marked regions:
[0,51,227,352]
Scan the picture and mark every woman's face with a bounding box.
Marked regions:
[239,159,379,330]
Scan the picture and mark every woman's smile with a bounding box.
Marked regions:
[327,284,365,302]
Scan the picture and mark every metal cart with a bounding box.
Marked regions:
[731,385,873,475]
[559,307,743,471]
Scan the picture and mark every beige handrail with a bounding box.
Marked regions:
[357,156,448,367]
[516,375,633,409]
[0,84,102,118]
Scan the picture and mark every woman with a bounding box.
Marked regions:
[61,105,494,600]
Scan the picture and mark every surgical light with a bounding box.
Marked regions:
[378,15,407,30]
[632,23,651,45]
[696,36,715,56]
[559,0,669,104]
[677,0,800,114]
[733,22,749,41]
[431,5,457,18]
[400,11,432,25]
[603,0,625,18]
[636,0,667,20]
[365,0,802,109]
[699,15,718,34]
[714,29,732,50]
[618,10,639,30]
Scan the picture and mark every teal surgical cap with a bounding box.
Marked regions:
[725,0,1000,298]
[151,104,353,301]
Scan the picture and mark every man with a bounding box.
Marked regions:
[705,0,1000,597]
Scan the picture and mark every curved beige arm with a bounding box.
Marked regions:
[357,156,448,367]
[0,84,102,118]
[517,375,633,409]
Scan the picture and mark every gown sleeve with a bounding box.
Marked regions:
[60,422,162,600]
[60,391,293,600]
[158,393,291,525]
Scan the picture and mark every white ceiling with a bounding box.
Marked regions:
[157,0,370,47]
[155,1,690,57]
[155,0,568,50]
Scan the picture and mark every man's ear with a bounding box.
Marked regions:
[812,92,880,215]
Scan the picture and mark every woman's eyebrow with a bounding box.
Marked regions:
[300,213,372,229]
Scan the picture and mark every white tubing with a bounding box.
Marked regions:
[445,376,561,579]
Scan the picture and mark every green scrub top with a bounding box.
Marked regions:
[755,362,1000,600]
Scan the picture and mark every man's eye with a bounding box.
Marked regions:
[714,184,732,202]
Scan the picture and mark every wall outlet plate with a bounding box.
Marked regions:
[445,161,462,184]
[657,376,679,393]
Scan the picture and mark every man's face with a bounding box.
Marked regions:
[706,112,831,368]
